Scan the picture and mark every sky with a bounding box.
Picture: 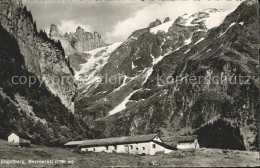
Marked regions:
[23,0,242,43]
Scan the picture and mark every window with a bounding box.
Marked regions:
[106,146,108,150]
[114,145,117,150]
[142,147,145,150]
[152,144,156,148]
[130,145,133,149]
[93,148,95,151]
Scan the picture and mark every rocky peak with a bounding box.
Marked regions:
[148,19,162,28]
[163,17,170,23]
[76,26,85,33]
[49,24,107,53]
[49,24,63,37]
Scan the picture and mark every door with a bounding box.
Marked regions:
[124,145,129,153]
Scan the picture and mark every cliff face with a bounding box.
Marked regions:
[0,0,100,146]
[49,24,107,55]
[75,1,258,150]
[0,0,75,112]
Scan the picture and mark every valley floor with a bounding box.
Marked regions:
[0,140,258,167]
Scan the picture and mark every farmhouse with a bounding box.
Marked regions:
[78,134,176,155]
[162,135,199,149]
[8,132,31,147]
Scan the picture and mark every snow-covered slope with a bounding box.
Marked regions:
[178,8,236,29]
[74,42,122,97]
[149,8,237,36]
[75,42,122,81]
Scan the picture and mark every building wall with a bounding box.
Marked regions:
[8,133,19,143]
[149,142,166,155]
[80,136,172,155]
[177,142,199,149]
[81,146,107,152]
[81,141,171,155]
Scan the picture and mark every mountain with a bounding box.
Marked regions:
[0,0,258,151]
[49,24,107,55]
[0,0,99,146]
[74,1,258,150]
[0,1,75,112]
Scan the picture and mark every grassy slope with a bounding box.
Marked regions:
[0,140,258,167]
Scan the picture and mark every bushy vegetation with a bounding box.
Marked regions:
[195,119,245,150]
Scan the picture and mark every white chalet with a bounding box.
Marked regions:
[8,132,31,147]
[78,134,176,155]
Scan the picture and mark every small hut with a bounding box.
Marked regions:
[8,132,31,147]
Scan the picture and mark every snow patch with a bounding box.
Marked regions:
[142,68,154,85]
[195,37,205,44]
[179,8,237,29]
[75,42,122,81]
[150,20,175,34]
[150,54,164,66]
[206,48,212,52]
[203,9,234,29]
[219,22,236,37]
[184,36,193,45]
[114,75,128,92]
[109,89,140,115]
[132,62,137,69]
[184,48,191,54]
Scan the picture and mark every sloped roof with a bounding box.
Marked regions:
[8,131,31,140]
[64,140,86,146]
[161,135,197,143]
[79,134,158,148]
[178,135,197,142]
[161,136,177,142]
[152,140,177,150]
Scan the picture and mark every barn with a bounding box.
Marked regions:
[8,132,31,147]
[78,134,176,155]
[162,135,199,149]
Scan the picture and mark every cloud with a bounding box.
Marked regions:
[44,20,93,34]
[58,20,93,33]
[105,1,241,43]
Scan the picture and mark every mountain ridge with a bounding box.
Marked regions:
[49,24,107,55]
